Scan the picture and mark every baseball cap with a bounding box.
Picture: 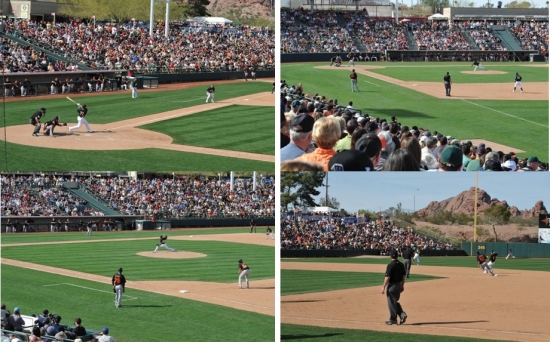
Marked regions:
[291,100,301,108]
[291,114,314,133]
[118,267,123,272]
[355,132,383,158]
[329,150,374,171]
[485,151,499,162]
[390,250,398,258]
[440,146,463,168]
[102,327,109,334]
[484,159,502,171]
[238,259,243,263]
[528,156,540,163]
[14,307,20,313]
[55,332,67,340]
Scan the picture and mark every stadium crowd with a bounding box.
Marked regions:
[282,9,549,54]
[280,81,548,172]
[1,174,275,221]
[280,216,457,252]
[2,18,274,73]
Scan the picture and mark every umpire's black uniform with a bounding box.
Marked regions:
[444,72,452,96]
[384,250,407,325]
[402,247,413,278]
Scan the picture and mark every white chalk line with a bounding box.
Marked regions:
[282,316,550,338]
[413,84,548,128]
[43,282,137,301]
[362,80,380,87]
[109,92,269,131]
[185,292,272,310]
[167,96,208,103]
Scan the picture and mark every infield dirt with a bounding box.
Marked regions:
[282,261,549,341]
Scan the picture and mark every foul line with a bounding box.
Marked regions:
[186,292,272,310]
[110,93,270,131]
[282,316,550,339]
[43,282,137,300]
[404,83,548,128]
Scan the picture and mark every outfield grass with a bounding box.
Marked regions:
[0,82,274,171]
[2,229,275,341]
[2,265,274,342]
[282,256,550,271]
[141,105,275,155]
[281,323,512,342]
[281,62,548,159]
[281,269,439,295]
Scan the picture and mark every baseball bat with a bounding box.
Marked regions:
[66,96,78,105]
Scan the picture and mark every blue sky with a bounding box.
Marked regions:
[312,172,549,213]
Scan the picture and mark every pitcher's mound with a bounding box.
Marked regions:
[137,251,207,259]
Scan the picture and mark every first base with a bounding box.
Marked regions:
[179,290,190,293]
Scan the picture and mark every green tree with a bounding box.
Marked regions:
[59,0,186,22]
[175,0,211,17]
[280,172,325,209]
[421,0,450,13]
[483,205,511,242]
[318,196,340,209]
[505,0,532,7]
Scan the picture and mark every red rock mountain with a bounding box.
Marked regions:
[209,0,273,21]
[416,187,547,220]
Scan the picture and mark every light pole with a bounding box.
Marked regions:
[413,188,419,213]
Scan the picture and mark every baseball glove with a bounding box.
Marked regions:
[62,123,67,126]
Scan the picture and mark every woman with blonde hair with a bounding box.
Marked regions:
[295,117,341,171]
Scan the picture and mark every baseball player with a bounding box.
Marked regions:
[471,59,486,71]
[238,259,251,289]
[153,234,176,252]
[271,82,275,94]
[250,218,256,233]
[131,79,138,98]
[251,68,256,81]
[443,72,452,97]
[43,116,67,137]
[86,221,93,236]
[266,226,275,240]
[206,84,215,103]
[30,108,46,136]
[506,248,515,259]
[68,104,93,133]
[487,250,498,271]
[347,53,355,67]
[244,68,249,81]
[112,268,126,308]
[513,72,523,93]
[350,69,360,92]
[329,55,336,67]
[477,252,496,276]
[413,248,421,265]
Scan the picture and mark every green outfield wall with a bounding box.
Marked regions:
[462,241,550,258]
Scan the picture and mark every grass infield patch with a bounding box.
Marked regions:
[281,269,439,296]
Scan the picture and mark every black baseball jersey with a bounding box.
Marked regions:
[30,111,44,123]
[112,272,126,287]
[385,259,406,283]
[207,86,215,93]
[489,252,498,263]
[402,248,413,260]
[444,74,451,83]
[78,106,88,117]
[44,119,61,127]
[515,75,522,82]
[472,61,479,66]
[159,235,167,244]
[239,262,250,271]
[266,227,272,233]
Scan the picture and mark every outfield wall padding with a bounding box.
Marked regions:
[462,242,550,258]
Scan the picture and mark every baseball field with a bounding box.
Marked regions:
[281,62,548,159]
[0,80,275,171]
[1,227,275,341]
[281,256,550,341]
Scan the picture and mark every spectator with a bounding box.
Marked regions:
[295,117,341,171]
[281,114,315,162]
[97,327,115,342]
[8,307,24,332]
[437,146,463,171]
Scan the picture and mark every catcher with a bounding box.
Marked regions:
[43,116,67,137]
[153,234,176,253]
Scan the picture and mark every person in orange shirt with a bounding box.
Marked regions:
[295,117,341,171]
